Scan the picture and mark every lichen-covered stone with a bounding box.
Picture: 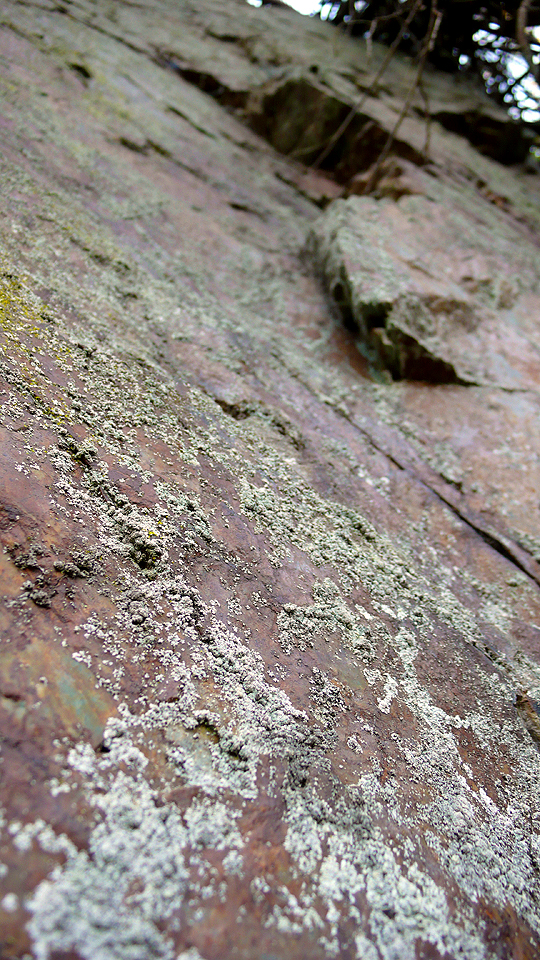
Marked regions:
[0,1,540,959]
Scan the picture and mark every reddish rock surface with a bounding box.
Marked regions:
[1,1,540,958]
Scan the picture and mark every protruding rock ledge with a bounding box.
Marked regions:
[309,193,537,385]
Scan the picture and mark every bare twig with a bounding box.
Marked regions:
[425,5,442,53]
[517,0,539,81]
[312,0,424,171]
[346,3,424,27]
[417,76,432,156]
[366,17,377,63]
[363,2,442,193]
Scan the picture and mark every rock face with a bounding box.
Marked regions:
[1,2,540,959]
[309,189,540,385]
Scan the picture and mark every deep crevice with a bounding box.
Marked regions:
[294,372,540,589]
[248,78,426,184]
[156,56,426,186]
[433,110,534,165]
[69,62,92,83]
[363,427,540,587]
[213,397,255,420]
[154,53,249,110]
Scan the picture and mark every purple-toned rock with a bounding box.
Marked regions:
[0,2,540,959]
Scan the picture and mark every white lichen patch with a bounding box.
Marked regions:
[280,789,490,960]
[277,578,375,661]
[376,675,398,714]
[199,617,310,795]
[26,765,248,960]
[27,774,187,960]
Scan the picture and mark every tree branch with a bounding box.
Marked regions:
[517,0,539,81]
[363,1,442,193]
[311,0,424,171]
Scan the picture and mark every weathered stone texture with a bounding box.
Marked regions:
[1,1,540,959]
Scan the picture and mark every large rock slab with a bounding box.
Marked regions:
[0,2,540,960]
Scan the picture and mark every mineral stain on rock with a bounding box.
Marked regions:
[516,690,540,746]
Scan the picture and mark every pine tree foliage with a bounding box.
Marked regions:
[317,0,540,123]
